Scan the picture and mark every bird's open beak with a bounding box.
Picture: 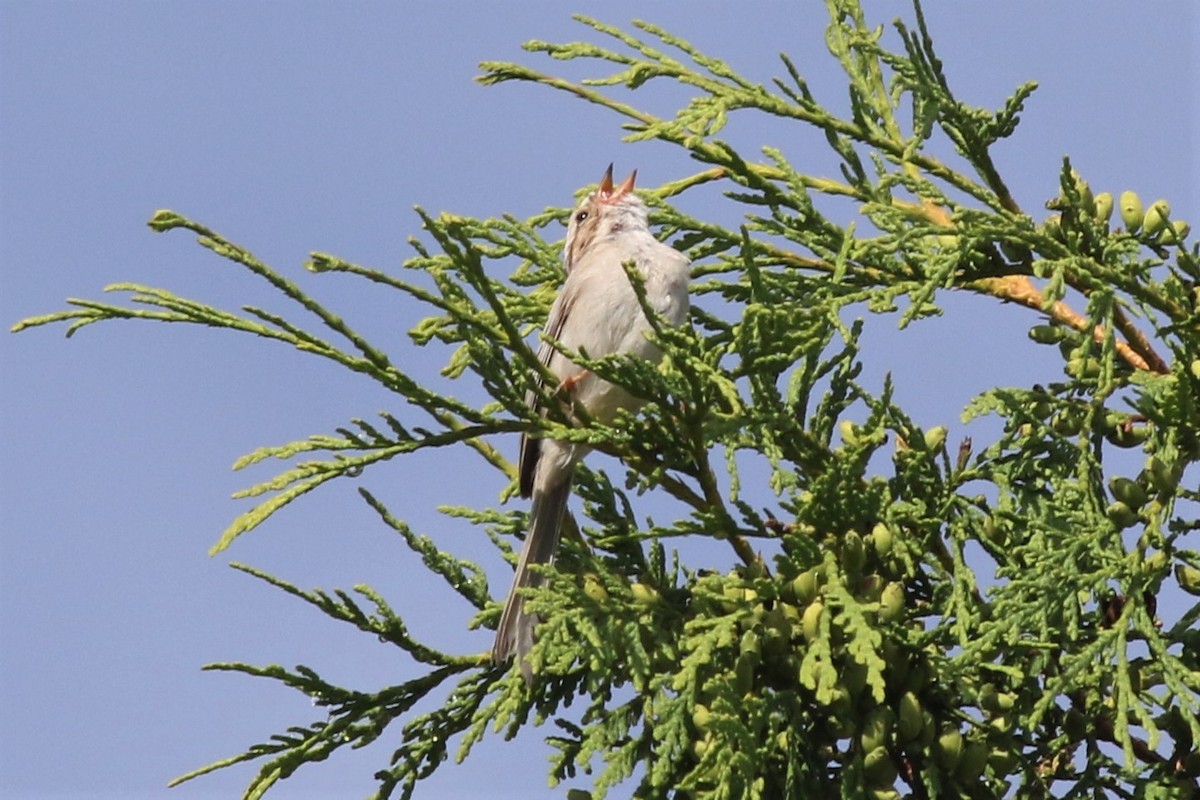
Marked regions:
[598,164,636,201]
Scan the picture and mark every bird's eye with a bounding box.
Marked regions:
[574,210,589,223]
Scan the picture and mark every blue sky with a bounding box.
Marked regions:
[1,3,1196,799]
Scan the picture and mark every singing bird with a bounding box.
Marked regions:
[492,166,691,675]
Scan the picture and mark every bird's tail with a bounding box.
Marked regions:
[492,477,573,677]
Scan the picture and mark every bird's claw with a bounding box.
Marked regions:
[557,370,591,397]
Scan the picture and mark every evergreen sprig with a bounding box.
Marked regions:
[12,1,1200,798]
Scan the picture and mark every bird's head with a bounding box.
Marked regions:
[564,164,649,272]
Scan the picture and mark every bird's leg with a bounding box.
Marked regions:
[557,369,591,397]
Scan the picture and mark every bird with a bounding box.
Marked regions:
[491,165,692,677]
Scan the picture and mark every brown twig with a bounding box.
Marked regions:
[1111,305,1170,374]
[966,274,1163,374]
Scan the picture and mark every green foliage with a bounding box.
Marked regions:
[13,1,1200,798]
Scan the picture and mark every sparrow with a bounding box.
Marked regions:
[492,165,691,676]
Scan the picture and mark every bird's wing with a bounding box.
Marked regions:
[518,281,577,498]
